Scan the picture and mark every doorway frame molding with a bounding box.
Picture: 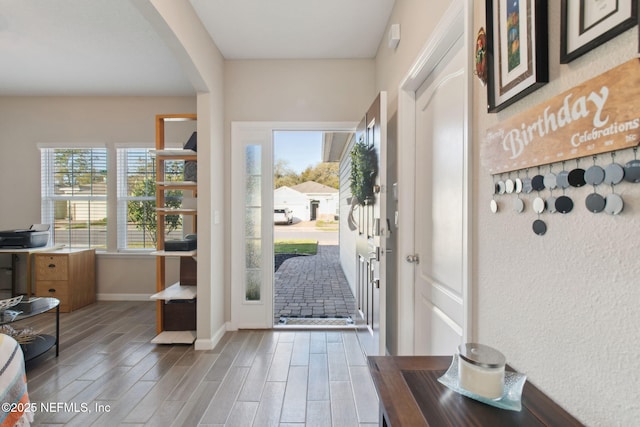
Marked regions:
[229,121,358,331]
[395,0,473,354]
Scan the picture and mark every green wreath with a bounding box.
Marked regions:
[350,140,378,205]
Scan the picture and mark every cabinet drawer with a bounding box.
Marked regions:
[35,255,69,280]
[35,281,69,299]
[35,281,70,312]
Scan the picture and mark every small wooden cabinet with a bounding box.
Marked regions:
[34,248,96,313]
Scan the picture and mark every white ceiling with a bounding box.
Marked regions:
[0,0,395,96]
[0,0,194,96]
[190,0,395,60]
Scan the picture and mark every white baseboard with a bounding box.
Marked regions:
[226,321,238,331]
[194,322,228,350]
[96,296,228,351]
[97,293,151,301]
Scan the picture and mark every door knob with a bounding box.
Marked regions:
[406,254,420,264]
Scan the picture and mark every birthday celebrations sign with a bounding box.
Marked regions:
[484,59,640,174]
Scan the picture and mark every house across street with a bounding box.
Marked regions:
[274,181,338,222]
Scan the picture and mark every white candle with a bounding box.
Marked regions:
[458,343,506,400]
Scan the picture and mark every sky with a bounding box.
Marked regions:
[274,131,322,173]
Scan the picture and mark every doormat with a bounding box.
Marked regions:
[278,316,355,327]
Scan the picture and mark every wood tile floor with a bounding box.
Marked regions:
[18,301,379,426]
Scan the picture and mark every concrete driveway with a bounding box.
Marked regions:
[274,220,337,245]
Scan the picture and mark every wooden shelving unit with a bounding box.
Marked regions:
[152,113,197,345]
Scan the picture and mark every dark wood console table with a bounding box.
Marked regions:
[368,356,584,426]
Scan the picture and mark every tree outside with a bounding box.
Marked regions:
[274,160,339,189]
[53,149,107,198]
[54,149,97,189]
[127,157,184,246]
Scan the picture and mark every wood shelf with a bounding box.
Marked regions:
[150,250,197,257]
[150,283,196,301]
[156,208,197,215]
[151,149,197,161]
[156,113,197,122]
[150,330,196,344]
[157,181,197,191]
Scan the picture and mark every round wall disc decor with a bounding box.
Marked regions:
[555,195,574,214]
[532,219,547,236]
[585,193,605,213]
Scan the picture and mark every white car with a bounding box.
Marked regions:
[274,208,293,225]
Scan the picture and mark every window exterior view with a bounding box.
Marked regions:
[40,147,185,250]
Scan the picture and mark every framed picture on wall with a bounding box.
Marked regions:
[561,0,637,63]
[486,0,549,113]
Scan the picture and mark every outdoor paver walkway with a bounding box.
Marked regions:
[274,244,357,324]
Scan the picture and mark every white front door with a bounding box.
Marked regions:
[413,33,469,354]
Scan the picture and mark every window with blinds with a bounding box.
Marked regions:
[40,148,108,249]
[117,148,185,250]
[117,148,156,249]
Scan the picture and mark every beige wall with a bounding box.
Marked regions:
[374,0,640,424]
[225,59,375,122]
[375,0,453,110]
[0,96,196,296]
[473,4,640,425]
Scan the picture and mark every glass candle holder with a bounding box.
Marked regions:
[458,343,506,399]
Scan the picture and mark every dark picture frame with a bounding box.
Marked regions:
[561,0,637,63]
[486,0,548,113]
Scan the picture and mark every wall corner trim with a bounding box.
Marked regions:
[195,322,228,350]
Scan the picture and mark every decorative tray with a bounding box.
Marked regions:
[437,353,527,411]
[0,295,24,322]
[0,295,23,310]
